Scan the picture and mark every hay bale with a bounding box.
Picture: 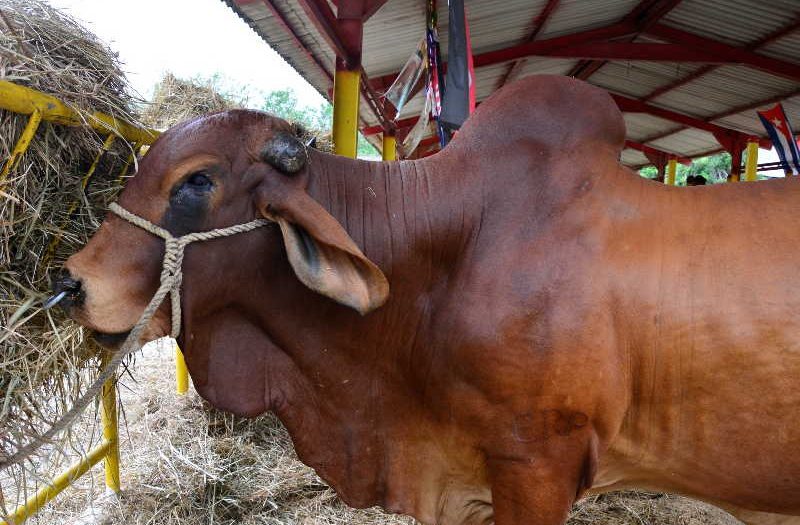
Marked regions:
[142,72,334,154]
[0,0,143,493]
[142,73,241,130]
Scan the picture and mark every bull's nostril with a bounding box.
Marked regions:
[47,272,84,310]
[53,275,81,294]
[60,277,81,292]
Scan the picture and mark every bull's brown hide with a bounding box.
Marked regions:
[64,76,800,525]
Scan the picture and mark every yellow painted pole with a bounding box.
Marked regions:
[0,81,158,145]
[0,441,112,525]
[116,142,142,183]
[382,134,397,161]
[0,109,42,187]
[744,140,759,182]
[175,344,189,394]
[100,363,120,493]
[42,134,118,269]
[332,69,361,158]
[81,134,117,191]
[666,158,677,185]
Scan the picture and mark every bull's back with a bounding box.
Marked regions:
[602,175,800,513]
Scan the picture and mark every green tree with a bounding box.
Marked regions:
[638,152,732,184]
[261,88,331,131]
[261,89,377,158]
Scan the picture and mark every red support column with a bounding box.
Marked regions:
[642,149,669,183]
[712,130,753,182]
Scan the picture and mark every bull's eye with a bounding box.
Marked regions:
[184,171,212,191]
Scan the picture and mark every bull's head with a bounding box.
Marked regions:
[60,110,388,353]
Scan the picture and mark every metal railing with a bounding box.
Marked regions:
[0,80,189,524]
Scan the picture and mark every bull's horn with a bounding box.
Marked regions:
[261,132,308,174]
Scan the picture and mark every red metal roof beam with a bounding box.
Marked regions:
[250,0,333,84]
[622,0,685,29]
[641,15,800,103]
[646,23,800,82]
[634,86,800,146]
[528,42,778,63]
[474,22,635,68]
[611,93,768,146]
[363,116,420,136]
[496,0,562,90]
[625,140,691,165]
[371,22,637,90]
[296,0,394,129]
[296,0,361,69]
[569,0,685,81]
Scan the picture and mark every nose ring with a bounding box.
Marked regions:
[43,290,68,310]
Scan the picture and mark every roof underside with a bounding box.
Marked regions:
[225,0,800,167]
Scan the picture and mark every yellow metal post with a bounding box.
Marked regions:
[1,109,42,187]
[100,362,120,493]
[0,81,170,525]
[175,344,189,394]
[666,158,678,185]
[332,69,361,158]
[0,441,112,525]
[0,80,158,145]
[382,134,397,161]
[744,139,759,182]
[42,134,118,269]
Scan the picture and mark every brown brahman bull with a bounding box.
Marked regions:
[58,76,800,525]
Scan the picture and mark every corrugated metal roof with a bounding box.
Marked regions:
[363,1,426,77]
[649,127,718,157]
[591,61,706,99]
[621,148,649,166]
[539,0,641,39]
[624,113,677,140]
[761,31,800,63]
[662,0,800,47]
[223,0,800,168]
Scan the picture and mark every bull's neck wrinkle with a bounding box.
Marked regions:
[306,152,464,278]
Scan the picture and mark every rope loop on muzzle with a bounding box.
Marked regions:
[0,203,270,471]
[107,202,270,338]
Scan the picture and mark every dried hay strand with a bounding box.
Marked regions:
[32,346,742,525]
[141,72,242,130]
[0,0,144,502]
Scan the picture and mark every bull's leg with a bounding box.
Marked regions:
[487,420,598,525]
[487,432,598,525]
[488,459,575,524]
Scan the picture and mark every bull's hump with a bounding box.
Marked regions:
[457,75,626,156]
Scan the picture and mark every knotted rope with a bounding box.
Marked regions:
[0,203,270,470]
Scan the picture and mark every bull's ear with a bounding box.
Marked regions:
[256,186,389,315]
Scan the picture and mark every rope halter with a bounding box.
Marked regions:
[1,203,270,471]
[107,202,270,339]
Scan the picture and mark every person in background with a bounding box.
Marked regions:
[687,175,707,186]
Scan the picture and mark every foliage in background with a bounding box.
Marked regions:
[639,152,733,184]
[261,88,331,131]
[261,88,378,158]
[146,75,378,157]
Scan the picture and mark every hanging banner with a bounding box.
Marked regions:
[440,0,475,131]
[426,0,448,147]
[758,103,800,175]
[401,87,432,156]
[385,37,427,113]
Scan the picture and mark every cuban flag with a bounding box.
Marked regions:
[757,103,800,175]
